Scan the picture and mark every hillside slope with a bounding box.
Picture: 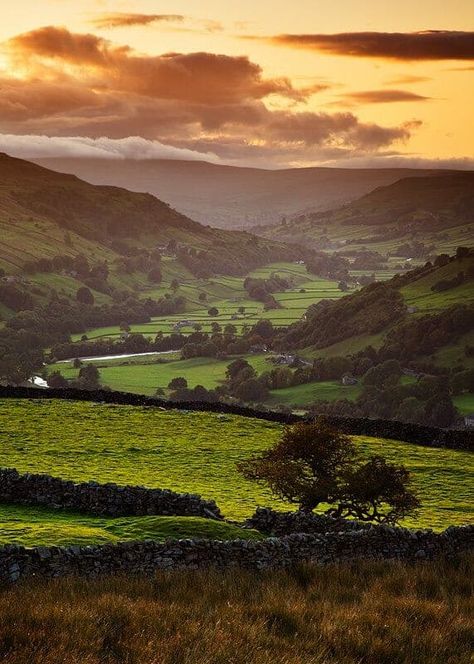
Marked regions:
[0,153,300,279]
[33,157,446,229]
[281,251,474,368]
[256,172,474,256]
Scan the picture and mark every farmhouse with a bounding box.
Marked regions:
[341,374,358,386]
[464,414,474,428]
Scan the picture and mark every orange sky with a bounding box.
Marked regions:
[0,0,473,167]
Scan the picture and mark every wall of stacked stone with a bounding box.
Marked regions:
[0,385,472,451]
[0,524,472,583]
[0,468,222,519]
[246,507,373,536]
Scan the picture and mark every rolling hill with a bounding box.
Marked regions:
[281,251,474,368]
[255,172,474,256]
[0,153,303,311]
[32,157,448,229]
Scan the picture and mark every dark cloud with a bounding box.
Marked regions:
[267,31,474,61]
[340,89,432,104]
[90,14,184,29]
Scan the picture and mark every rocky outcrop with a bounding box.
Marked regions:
[0,385,472,450]
[0,468,222,519]
[0,524,472,584]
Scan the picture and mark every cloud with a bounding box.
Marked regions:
[385,75,432,84]
[90,13,185,29]
[0,26,420,166]
[266,31,474,61]
[0,134,221,162]
[7,26,301,104]
[339,89,432,104]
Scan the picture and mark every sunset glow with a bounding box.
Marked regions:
[0,0,473,167]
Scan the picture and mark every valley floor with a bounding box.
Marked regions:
[0,555,471,664]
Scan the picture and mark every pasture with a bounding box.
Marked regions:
[0,399,472,536]
[70,262,346,342]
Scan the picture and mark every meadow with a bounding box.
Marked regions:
[0,555,471,664]
[0,399,472,539]
[69,262,346,342]
[0,505,261,548]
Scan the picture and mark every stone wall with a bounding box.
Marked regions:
[247,507,371,535]
[0,385,472,451]
[1,524,472,583]
[0,468,222,519]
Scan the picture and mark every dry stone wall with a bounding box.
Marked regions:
[0,468,222,519]
[0,524,472,584]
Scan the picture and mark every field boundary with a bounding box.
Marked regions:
[0,385,472,451]
[0,522,472,583]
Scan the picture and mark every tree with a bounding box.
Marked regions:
[170,279,179,291]
[198,292,207,302]
[329,456,420,524]
[238,421,419,524]
[238,421,356,512]
[46,370,68,388]
[77,364,100,389]
[168,376,188,390]
[76,286,94,305]
[208,307,219,317]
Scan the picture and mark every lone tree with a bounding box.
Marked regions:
[76,286,94,305]
[238,420,419,524]
[168,377,188,390]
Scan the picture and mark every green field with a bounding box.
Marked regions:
[0,399,472,537]
[69,262,346,342]
[48,353,270,394]
[0,505,262,548]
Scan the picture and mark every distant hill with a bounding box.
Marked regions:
[255,172,474,257]
[32,157,447,229]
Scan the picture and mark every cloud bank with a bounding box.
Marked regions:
[0,25,423,165]
[268,31,474,61]
[0,134,222,162]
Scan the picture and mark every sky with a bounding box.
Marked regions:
[0,0,473,168]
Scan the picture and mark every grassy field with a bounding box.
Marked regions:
[0,399,472,532]
[69,262,346,341]
[0,504,261,548]
[48,353,270,394]
[0,555,471,664]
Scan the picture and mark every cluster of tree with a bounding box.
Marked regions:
[0,282,34,312]
[431,271,465,293]
[305,253,350,280]
[174,237,304,279]
[0,293,187,384]
[340,250,387,271]
[239,421,419,524]
[394,240,435,259]
[47,364,106,391]
[164,377,219,402]
[379,304,474,362]
[243,274,290,309]
[309,360,459,427]
[23,253,111,294]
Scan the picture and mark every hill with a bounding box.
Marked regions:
[0,153,300,279]
[255,172,474,258]
[0,152,306,324]
[282,251,474,358]
[32,157,447,229]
